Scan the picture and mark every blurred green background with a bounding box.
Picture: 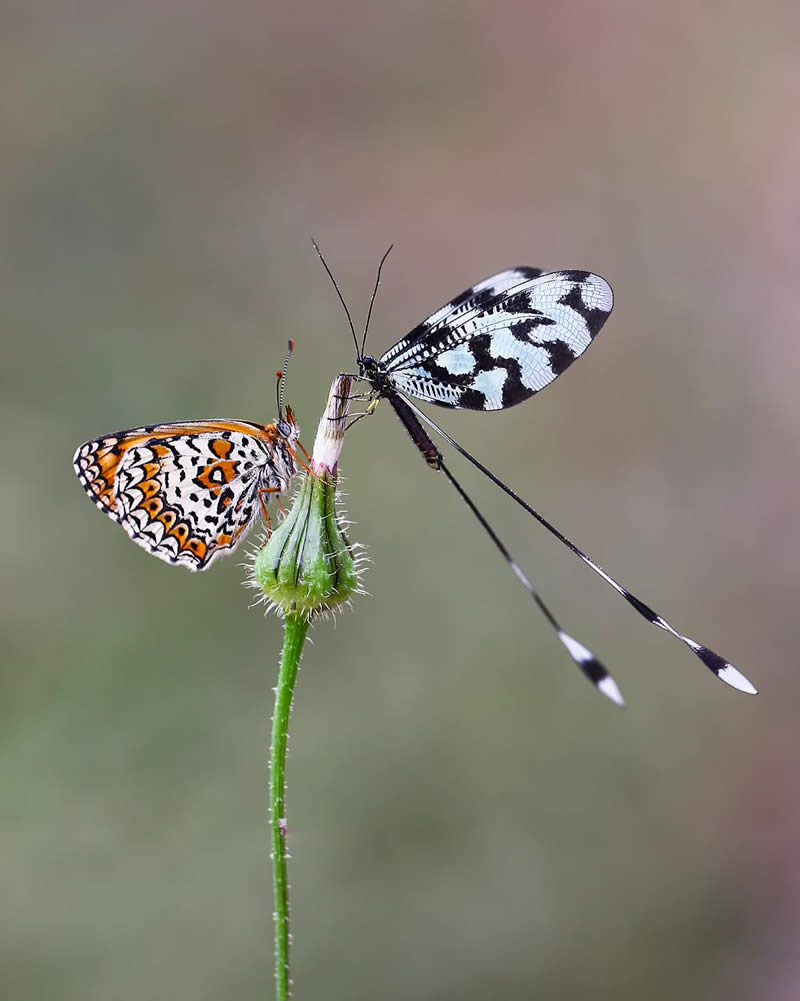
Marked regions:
[3,2,800,999]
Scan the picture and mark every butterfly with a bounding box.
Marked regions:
[73,343,305,571]
[313,245,757,704]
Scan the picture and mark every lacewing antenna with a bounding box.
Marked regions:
[361,245,394,358]
[312,239,360,359]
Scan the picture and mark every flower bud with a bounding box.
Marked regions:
[251,376,362,618]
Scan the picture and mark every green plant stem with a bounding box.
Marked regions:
[271,611,310,1001]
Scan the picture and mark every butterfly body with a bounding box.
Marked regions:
[74,414,300,571]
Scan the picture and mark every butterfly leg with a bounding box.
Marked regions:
[287,446,313,476]
[258,486,284,539]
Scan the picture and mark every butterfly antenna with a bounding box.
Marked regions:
[312,239,360,359]
[399,393,757,696]
[361,244,394,358]
[276,339,294,417]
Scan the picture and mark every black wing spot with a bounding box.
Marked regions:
[499,359,529,408]
[468,288,495,315]
[540,339,577,376]
[468,332,495,371]
[581,655,609,686]
[448,286,476,310]
[695,645,726,677]
[513,316,557,340]
[624,591,659,623]
[515,267,544,280]
[503,291,544,315]
[558,284,609,339]
[458,387,487,410]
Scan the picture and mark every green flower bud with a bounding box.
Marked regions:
[251,376,363,619]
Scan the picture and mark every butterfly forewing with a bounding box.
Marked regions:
[381,269,613,411]
[74,419,298,570]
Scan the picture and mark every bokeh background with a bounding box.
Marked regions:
[3,2,800,999]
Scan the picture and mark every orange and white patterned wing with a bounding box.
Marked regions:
[74,420,298,570]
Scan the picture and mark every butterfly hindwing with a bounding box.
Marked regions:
[381,269,613,411]
[74,420,298,570]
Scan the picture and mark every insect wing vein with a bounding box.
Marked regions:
[381,270,613,411]
[379,267,543,367]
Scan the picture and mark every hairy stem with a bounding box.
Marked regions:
[271,611,310,1001]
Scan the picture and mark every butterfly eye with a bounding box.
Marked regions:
[277,420,292,438]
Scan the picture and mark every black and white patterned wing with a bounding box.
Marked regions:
[382,267,544,359]
[380,269,613,411]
